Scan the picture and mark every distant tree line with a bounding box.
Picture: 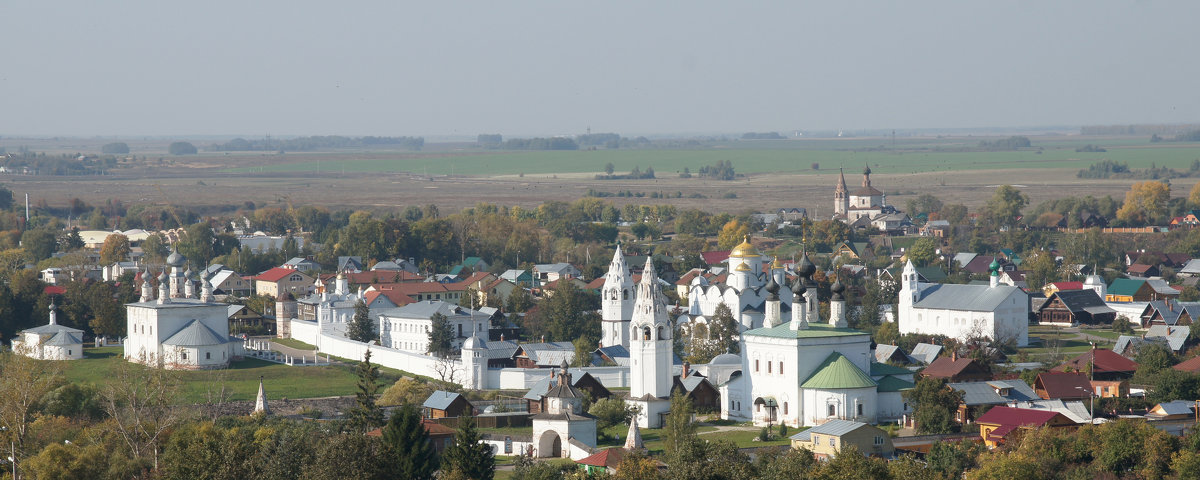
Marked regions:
[101,142,130,154]
[697,160,737,180]
[977,136,1031,151]
[208,135,424,152]
[1075,144,1106,153]
[741,132,784,140]
[0,152,118,175]
[1078,160,1200,180]
[1082,124,1200,135]
[594,165,655,180]
[500,137,578,150]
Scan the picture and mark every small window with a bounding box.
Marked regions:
[828,405,835,417]
[755,360,759,372]
[206,352,211,360]
[829,438,835,447]
[767,362,772,374]
[779,362,783,375]
[783,402,788,415]
[857,404,864,416]
[182,352,188,361]
[874,436,884,445]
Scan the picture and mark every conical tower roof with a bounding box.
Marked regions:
[632,257,667,325]
[605,244,633,287]
[624,418,644,451]
[254,376,270,415]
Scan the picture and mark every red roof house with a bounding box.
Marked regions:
[1056,349,1138,379]
[975,406,1075,447]
[920,356,991,382]
[1033,372,1092,400]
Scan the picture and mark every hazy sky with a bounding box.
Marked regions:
[2,0,1197,137]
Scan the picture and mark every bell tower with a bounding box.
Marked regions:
[601,244,635,348]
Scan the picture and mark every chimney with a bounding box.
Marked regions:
[951,349,958,362]
[500,333,505,342]
[682,361,690,379]
[540,335,545,343]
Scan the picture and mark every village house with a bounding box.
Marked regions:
[253,267,314,298]
[788,419,895,459]
[1055,349,1136,398]
[976,406,1075,448]
[947,380,1039,424]
[1036,289,1116,326]
[423,391,474,418]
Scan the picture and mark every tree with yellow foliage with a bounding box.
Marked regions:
[717,220,750,250]
[1116,181,1170,226]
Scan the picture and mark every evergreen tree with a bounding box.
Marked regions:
[347,350,385,431]
[347,299,376,342]
[427,312,454,357]
[441,416,495,480]
[381,404,438,480]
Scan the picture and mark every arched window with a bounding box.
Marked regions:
[784,402,788,415]
[827,404,836,417]
[656,326,665,340]
[623,289,629,300]
[642,327,652,341]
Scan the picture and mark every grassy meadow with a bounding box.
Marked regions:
[63,347,366,402]
[222,137,1200,177]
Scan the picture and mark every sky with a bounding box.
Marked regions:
[1,0,1197,138]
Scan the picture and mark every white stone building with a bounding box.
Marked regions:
[683,236,800,332]
[532,361,598,459]
[897,259,1030,347]
[600,245,635,349]
[12,303,84,360]
[722,266,895,427]
[625,258,675,428]
[124,252,236,370]
[377,300,490,354]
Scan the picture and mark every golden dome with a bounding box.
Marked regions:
[729,235,760,258]
[734,262,752,272]
[771,256,784,269]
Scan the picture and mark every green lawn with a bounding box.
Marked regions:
[63,347,367,402]
[223,138,1200,177]
[274,338,317,350]
[1078,328,1122,340]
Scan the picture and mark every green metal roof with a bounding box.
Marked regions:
[876,375,915,392]
[1108,278,1146,296]
[870,362,912,377]
[744,323,869,339]
[801,352,877,389]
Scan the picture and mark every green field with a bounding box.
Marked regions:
[224,137,1200,177]
[63,347,366,402]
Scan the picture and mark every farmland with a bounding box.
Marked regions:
[3,134,1200,217]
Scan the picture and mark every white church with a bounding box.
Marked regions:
[720,253,912,427]
[124,249,237,369]
[12,302,84,360]
[681,236,804,332]
[897,259,1030,347]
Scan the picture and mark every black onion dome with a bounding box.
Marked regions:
[764,275,780,301]
[830,277,845,300]
[797,252,816,277]
[790,276,806,297]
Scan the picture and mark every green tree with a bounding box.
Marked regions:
[61,227,85,251]
[101,142,130,154]
[21,228,58,261]
[441,416,495,480]
[605,162,615,175]
[907,193,944,218]
[381,404,438,480]
[589,397,637,431]
[347,349,385,432]
[505,287,534,313]
[906,238,937,266]
[904,377,963,434]
[985,185,1028,227]
[167,142,197,155]
[663,391,696,458]
[427,312,454,357]
[347,299,376,343]
[927,439,985,479]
